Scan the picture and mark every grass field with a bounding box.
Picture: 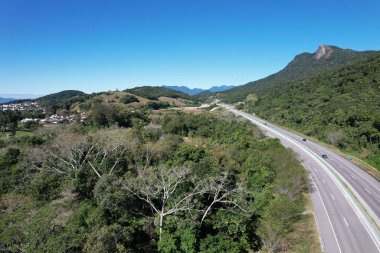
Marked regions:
[0,130,33,138]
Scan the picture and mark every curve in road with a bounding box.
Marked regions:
[221,104,380,253]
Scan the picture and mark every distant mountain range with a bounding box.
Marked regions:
[0,94,41,104]
[0,98,16,103]
[163,85,235,95]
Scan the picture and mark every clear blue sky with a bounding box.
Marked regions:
[1,0,380,95]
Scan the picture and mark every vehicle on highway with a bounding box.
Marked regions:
[302,138,306,141]
[321,154,328,158]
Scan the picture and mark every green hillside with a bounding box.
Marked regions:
[36,90,89,109]
[124,86,191,100]
[221,45,375,103]
[244,52,380,168]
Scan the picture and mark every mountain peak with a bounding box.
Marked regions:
[314,44,333,60]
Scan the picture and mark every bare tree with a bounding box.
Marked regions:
[87,129,132,177]
[326,130,343,147]
[28,132,95,175]
[36,125,64,139]
[123,165,207,238]
[200,172,247,224]
[49,132,96,173]
[275,173,306,201]
[30,129,133,178]
[258,219,283,253]
[124,166,247,239]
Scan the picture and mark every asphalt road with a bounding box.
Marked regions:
[221,104,380,253]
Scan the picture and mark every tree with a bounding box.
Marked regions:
[124,165,206,239]
[89,104,117,127]
[29,129,132,178]
[200,172,246,224]
[84,224,133,253]
[121,94,139,104]
[87,129,132,177]
[0,111,22,134]
[124,165,246,241]
[257,219,283,253]
[29,131,96,175]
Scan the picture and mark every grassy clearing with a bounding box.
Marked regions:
[0,130,33,140]
[158,96,187,106]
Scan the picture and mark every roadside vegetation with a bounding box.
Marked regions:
[235,52,380,170]
[0,107,311,252]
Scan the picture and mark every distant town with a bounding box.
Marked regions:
[1,100,88,124]
[0,101,43,112]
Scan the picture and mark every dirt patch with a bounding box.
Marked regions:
[158,96,187,106]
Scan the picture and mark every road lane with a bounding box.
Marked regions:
[221,104,380,252]
[255,112,380,227]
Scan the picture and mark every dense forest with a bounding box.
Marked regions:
[0,107,311,252]
[241,52,380,169]
[36,90,90,111]
[220,45,376,103]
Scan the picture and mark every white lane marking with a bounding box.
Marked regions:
[331,194,335,201]
[343,217,349,227]
[313,178,343,253]
[229,107,380,223]
[346,168,380,193]
[322,178,326,184]
[340,182,380,252]
[306,141,380,193]
[223,106,380,250]
[365,188,371,194]
[273,119,380,196]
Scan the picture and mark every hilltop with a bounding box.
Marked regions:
[36,90,88,108]
[124,86,191,100]
[24,87,196,116]
[164,85,235,95]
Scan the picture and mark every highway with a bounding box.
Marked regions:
[221,104,380,253]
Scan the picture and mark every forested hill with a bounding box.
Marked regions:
[244,51,380,168]
[221,45,376,102]
[124,86,191,100]
[36,90,88,108]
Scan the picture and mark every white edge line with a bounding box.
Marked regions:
[311,174,342,253]
[304,138,380,193]
[223,105,380,251]
[308,174,326,252]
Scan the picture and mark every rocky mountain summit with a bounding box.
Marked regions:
[314,44,333,60]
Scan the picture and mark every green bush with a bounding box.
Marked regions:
[121,94,139,104]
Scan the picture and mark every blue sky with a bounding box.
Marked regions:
[1,0,380,95]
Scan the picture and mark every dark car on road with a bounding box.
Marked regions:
[322,154,328,158]
[302,138,307,141]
